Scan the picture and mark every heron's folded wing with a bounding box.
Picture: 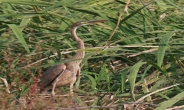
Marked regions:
[40,64,66,89]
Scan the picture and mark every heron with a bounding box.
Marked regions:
[40,20,107,100]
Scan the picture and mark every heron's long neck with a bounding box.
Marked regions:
[71,27,85,61]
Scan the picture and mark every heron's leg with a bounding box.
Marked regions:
[76,68,81,78]
[51,74,63,102]
[69,75,77,97]
[51,82,56,102]
[69,83,74,97]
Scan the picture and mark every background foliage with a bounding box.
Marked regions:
[0,0,184,109]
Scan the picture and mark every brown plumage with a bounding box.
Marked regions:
[40,20,107,100]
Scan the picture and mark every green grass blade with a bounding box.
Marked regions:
[19,15,32,32]
[83,74,96,90]
[96,64,107,84]
[155,91,184,110]
[128,61,146,100]
[157,31,175,67]
[121,67,129,92]
[165,0,184,12]
[8,24,30,53]
[120,2,152,23]
[1,0,51,6]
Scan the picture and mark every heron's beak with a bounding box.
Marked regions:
[82,20,108,25]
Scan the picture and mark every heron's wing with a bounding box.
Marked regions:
[40,64,66,89]
[55,67,80,86]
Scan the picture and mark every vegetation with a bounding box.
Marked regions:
[0,0,184,109]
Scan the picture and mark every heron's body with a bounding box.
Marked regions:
[40,20,107,100]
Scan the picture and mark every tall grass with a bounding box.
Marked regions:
[0,0,184,109]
